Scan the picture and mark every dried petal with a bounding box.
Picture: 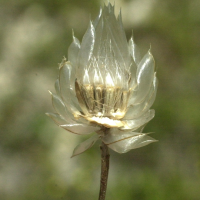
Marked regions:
[68,34,80,67]
[50,91,75,123]
[106,134,157,153]
[77,21,95,80]
[124,74,158,120]
[46,112,66,125]
[121,109,155,130]
[59,60,82,115]
[102,128,141,144]
[129,37,142,65]
[71,135,100,157]
[54,79,60,96]
[128,50,155,105]
[60,124,100,135]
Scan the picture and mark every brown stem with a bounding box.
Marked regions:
[98,141,110,200]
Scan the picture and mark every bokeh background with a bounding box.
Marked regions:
[1,0,200,199]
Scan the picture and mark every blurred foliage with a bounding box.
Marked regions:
[0,0,200,199]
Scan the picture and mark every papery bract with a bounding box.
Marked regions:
[47,3,158,157]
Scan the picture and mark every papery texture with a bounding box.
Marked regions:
[71,135,100,157]
[47,3,157,156]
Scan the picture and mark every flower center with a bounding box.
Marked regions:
[87,116,124,128]
[75,80,131,126]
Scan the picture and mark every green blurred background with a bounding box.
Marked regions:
[0,0,200,199]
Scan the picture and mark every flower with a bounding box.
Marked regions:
[46,3,158,157]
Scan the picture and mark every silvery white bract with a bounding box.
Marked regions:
[46,3,158,157]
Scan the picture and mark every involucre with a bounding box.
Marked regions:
[47,3,158,157]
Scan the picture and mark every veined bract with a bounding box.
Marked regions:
[47,3,158,157]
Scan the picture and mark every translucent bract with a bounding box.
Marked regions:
[47,3,158,157]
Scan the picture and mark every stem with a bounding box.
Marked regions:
[98,141,110,200]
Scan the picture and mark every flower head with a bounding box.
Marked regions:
[47,3,158,157]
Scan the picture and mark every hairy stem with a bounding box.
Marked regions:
[98,141,110,200]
